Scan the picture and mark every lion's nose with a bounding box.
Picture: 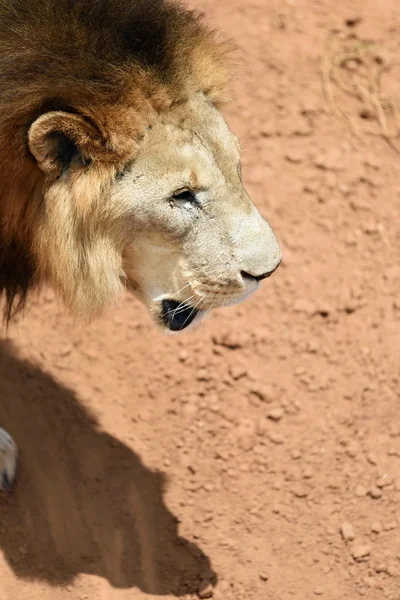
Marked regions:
[241,259,281,283]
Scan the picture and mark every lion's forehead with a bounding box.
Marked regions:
[134,98,240,186]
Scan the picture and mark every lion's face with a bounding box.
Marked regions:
[116,96,281,330]
[28,94,281,331]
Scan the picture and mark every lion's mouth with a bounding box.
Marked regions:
[161,299,200,331]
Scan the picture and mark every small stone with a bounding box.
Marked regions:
[386,564,400,577]
[229,365,247,380]
[314,588,324,596]
[179,350,188,362]
[355,485,367,497]
[346,441,359,458]
[366,453,378,466]
[259,572,269,582]
[383,522,397,531]
[314,148,345,171]
[375,564,387,574]
[268,408,284,422]
[198,581,214,599]
[250,383,275,403]
[351,544,371,561]
[340,522,355,542]
[302,467,314,479]
[268,431,285,445]
[285,149,303,164]
[371,522,382,534]
[291,449,301,460]
[345,16,362,27]
[204,482,214,493]
[291,485,308,498]
[212,331,246,350]
[368,486,382,499]
[376,475,392,488]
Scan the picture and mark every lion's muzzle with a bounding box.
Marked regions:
[161,299,201,331]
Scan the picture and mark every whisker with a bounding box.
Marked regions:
[181,296,204,329]
[164,295,196,318]
[238,124,258,145]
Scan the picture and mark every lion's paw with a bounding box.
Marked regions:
[0,428,18,491]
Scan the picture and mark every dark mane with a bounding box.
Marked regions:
[0,0,228,131]
[0,237,35,323]
[0,0,230,321]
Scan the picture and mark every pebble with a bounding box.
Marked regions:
[355,485,367,497]
[212,332,246,350]
[314,148,345,171]
[376,475,392,488]
[268,408,284,422]
[179,350,188,362]
[268,431,285,445]
[314,588,324,596]
[229,365,247,380]
[366,453,378,466]
[250,383,275,403]
[197,581,214,599]
[291,449,302,460]
[368,486,382,499]
[291,485,308,498]
[371,522,382,534]
[340,522,355,542]
[346,441,359,458]
[285,150,303,164]
[351,544,371,561]
[302,467,314,479]
[259,572,269,582]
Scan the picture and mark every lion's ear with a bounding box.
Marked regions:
[28,112,102,176]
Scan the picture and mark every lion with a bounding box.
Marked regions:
[0,0,281,491]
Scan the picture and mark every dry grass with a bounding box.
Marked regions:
[322,30,400,153]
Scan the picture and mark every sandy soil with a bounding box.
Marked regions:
[1,0,400,599]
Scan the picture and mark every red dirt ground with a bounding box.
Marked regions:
[1,0,400,599]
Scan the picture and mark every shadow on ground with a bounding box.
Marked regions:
[0,340,215,594]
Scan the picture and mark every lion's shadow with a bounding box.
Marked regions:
[0,340,215,594]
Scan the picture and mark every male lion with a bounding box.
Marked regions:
[0,0,281,490]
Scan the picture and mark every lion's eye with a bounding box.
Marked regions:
[173,190,196,202]
[171,189,198,208]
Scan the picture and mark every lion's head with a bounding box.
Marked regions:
[0,0,281,330]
